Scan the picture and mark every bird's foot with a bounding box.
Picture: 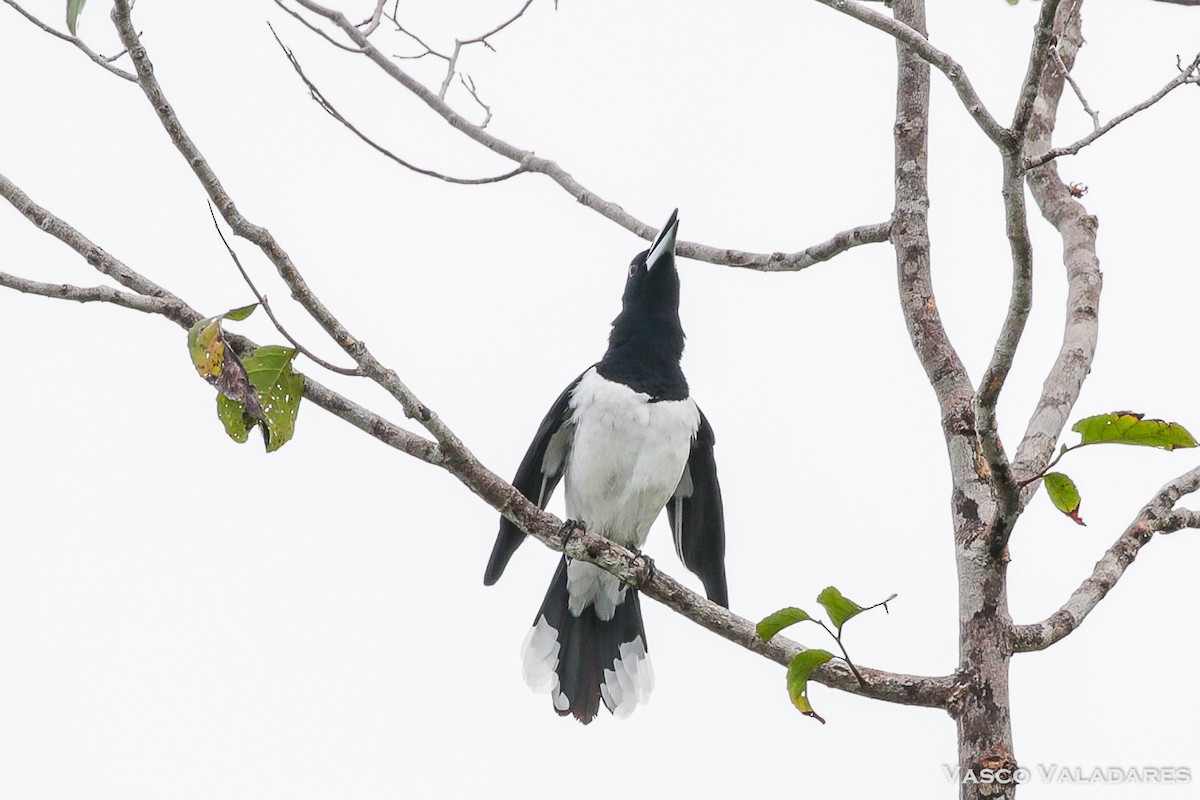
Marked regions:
[632,549,657,586]
[557,518,583,546]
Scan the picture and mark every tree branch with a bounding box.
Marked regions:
[809,0,1011,148]
[2,0,136,81]
[280,0,890,271]
[357,0,387,37]
[888,2,972,425]
[1013,465,1200,652]
[82,0,963,710]
[271,25,524,183]
[1013,2,1102,485]
[206,204,359,376]
[0,167,953,710]
[1052,41,1100,130]
[1010,0,1064,141]
[434,0,533,101]
[1024,51,1200,171]
[0,170,440,466]
[0,271,180,315]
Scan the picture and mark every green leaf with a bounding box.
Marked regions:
[66,0,86,36]
[756,607,813,642]
[786,649,834,723]
[816,586,864,631]
[1071,412,1197,451]
[223,302,258,322]
[1043,472,1085,526]
[216,394,254,444]
[242,346,304,452]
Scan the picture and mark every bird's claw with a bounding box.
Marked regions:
[633,550,657,584]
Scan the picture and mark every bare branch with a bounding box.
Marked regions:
[357,0,386,36]
[1010,0,1064,140]
[1013,465,1200,652]
[0,167,952,710]
[436,0,534,100]
[0,171,439,465]
[113,0,463,450]
[1051,43,1100,130]
[98,0,961,707]
[889,2,973,424]
[1158,507,1200,534]
[0,271,180,315]
[973,155,1031,533]
[272,0,364,52]
[1024,52,1200,170]
[810,0,1011,147]
[0,170,183,302]
[284,0,890,271]
[459,73,492,128]
[270,26,523,184]
[1013,3,1102,484]
[2,0,136,81]
[206,205,359,376]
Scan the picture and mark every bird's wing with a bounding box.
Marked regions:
[666,408,728,607]
[483,373,581,585]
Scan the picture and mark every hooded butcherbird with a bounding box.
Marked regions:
[484,210,728,723]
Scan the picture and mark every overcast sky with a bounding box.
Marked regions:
[2,1,1199,798]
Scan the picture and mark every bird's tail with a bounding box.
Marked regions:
[521,556,654,724]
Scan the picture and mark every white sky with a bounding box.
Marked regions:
[2,1,1199,798]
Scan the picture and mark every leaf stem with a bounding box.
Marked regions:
[816,620,867,686]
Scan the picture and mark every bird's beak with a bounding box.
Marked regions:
[645,209,679,271]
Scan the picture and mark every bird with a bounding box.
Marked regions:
[484,210,727,724]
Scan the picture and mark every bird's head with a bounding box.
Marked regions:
[601,210,687,390]
[618,208,681,320]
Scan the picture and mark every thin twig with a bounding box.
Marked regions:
[356,0,386,36]
[207,205,359,376]
[810,0,1010,147]
[438,0,534,100]
[2,0,136,81]
[1051,43,1100,130]
[271,24,524,184]
[273,0,364,53]
[286,0,892,272]
[459,73,492,128]
[1025,52,1200,170]
[103,0,959,708]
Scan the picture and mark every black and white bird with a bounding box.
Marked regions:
[484,210,727,724]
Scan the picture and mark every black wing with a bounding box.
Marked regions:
[666,408,728,607]
[483,373,581,585]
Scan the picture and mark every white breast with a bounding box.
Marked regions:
[565,367,699,545]
[562,367,699,618]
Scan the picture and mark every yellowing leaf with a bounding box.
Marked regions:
[1071,412,1197,451]
[187,317,226,379]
